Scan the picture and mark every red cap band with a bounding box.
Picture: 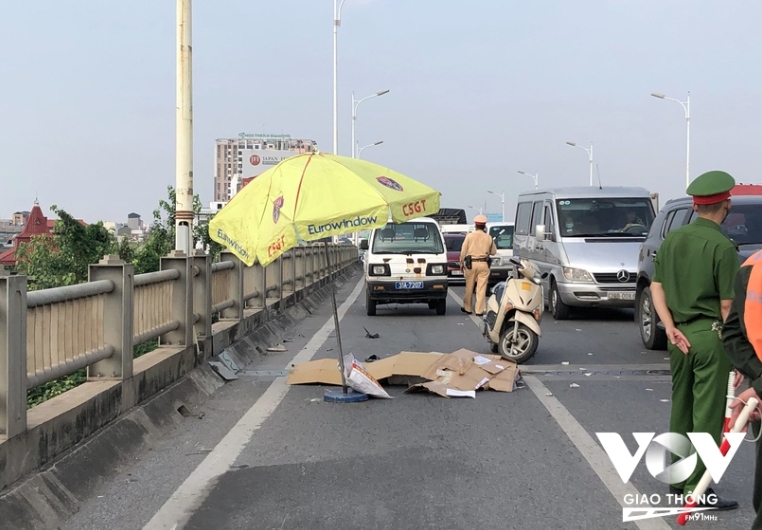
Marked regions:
[693,191,731,205]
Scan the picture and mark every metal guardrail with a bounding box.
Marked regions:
[0,243,359,438]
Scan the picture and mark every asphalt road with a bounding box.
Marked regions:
[59,272,759,530]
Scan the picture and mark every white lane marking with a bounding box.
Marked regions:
[522,376,670,530]
[451,286,671,530]
[447,289,483,327]
[143,279,365,530]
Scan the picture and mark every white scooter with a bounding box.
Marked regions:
[480,257,547,364]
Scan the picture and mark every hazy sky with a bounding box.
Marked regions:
[2,1,761,224]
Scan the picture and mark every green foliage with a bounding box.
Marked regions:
[21,187,215,408]
[15,206,118,290]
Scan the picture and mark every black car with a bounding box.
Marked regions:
[635,194,762,350]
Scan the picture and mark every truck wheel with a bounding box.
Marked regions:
[428,301,437,309]
[638,286,667,350]
[550,279,571,320]
[498,322,538,364]
[435,299,447,315]
[366,289,376,316]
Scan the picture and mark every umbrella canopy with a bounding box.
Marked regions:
[209,152,441,267]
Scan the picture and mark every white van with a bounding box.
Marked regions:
[359,217,449,316]
[514,186,656,319]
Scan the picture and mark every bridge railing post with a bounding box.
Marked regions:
[191,250,212,346]
[88,256,134,381]
[0,273,27,438]
[220,251,244,321]
[160,250,193,347]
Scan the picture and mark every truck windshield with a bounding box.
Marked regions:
[557,198,655,237]
[372,222,445,254]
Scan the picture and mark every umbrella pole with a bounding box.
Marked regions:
[325,245,349,394]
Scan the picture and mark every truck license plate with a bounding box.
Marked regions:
[396,281,423,289]
[452,270,463,276]
[608,291,635,300]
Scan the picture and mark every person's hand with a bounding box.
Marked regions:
[666,326,691,354]
[734,370,745,390]
[729,387,761,431]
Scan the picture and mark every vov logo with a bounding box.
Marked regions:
[596,432,745,484]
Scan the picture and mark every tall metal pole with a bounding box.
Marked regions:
[351,90,356,158]
[175,0,193,254]
[333,0,346,155]
[589,143,593,187]
[685,91,691,188]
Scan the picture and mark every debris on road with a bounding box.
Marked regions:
[570,383,580,388]
[343,354,391,399]
[561,361,570,365]
[287,348,520,398]
[363,327,380,339]
[364,354,381,362]
[267,344,288,353]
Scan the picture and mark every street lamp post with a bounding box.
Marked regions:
[333,0,348,155]
[351,89,389,158]
[357,140,383,159]
[651,91,691,188]
[488,190,505,222]
[517,170,539,190]
[175,0,193,254]
[566,141,593,186]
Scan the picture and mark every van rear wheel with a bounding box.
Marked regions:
[550,279,571,320]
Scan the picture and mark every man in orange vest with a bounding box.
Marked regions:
[724,248,762,529]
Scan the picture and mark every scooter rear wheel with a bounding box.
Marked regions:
[498,322,538,364]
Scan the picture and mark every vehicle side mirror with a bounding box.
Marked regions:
[359,240,368,250]
[541,272,549,279]
[536,224,545,241]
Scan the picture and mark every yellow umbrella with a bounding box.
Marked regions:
[209,151,441,268]
[209,151,441,398]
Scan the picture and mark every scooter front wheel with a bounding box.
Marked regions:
[498,322,538,364]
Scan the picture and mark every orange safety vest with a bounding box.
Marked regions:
[744,249,762,362]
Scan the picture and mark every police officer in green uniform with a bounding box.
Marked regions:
[651,170,740,510]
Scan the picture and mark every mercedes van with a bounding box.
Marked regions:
[514,186,656,319]
[360,217,449,316]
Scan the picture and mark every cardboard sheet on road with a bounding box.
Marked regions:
[287,348,520,397]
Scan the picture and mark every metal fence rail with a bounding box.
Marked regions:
[0,243,359,439]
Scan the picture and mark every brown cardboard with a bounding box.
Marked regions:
[287,351,445,386]
[287,348,520,397]
[287,358,342,385]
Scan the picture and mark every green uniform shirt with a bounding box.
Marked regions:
[722,264,762,395]
[652,217,739,324]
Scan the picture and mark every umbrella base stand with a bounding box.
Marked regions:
[324,389,368,403]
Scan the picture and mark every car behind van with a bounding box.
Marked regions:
[514,186,656,319]
[486,222,515,286]
[360,217,449,316]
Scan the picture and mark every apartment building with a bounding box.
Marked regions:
[213,134,318,202]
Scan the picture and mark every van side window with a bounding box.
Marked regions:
[543,203,555,235]
[515,202,532,235]
[529,201,543,236]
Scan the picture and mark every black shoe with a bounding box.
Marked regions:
[475,313,484,317]
[461,307,472,314]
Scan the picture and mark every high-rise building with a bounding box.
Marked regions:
[213,134,318,202]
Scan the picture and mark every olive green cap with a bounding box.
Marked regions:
[686,170,735,204]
